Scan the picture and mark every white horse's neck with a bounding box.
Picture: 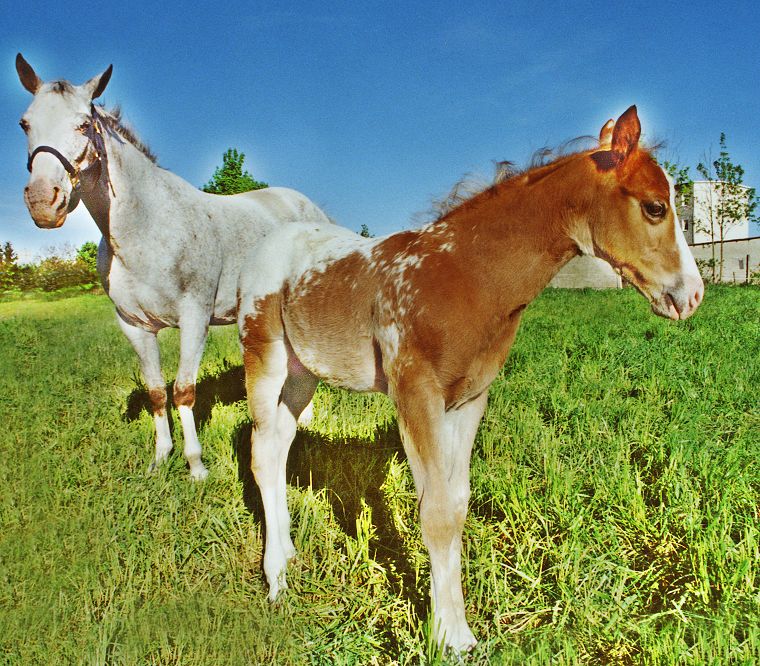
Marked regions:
[81,120,194,249]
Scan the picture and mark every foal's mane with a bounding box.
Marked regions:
[95,104,158,164]
[429,135,600,222]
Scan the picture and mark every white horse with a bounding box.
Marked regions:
[16,54,330,479]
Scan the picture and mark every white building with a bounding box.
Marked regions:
[681,180,754,245]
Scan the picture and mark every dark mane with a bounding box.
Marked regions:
[96,104,158,164]
[427,135,600,222]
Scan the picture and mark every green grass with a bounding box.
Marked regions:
[0,286,757,664]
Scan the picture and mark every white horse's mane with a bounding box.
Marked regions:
[96,104,157,164]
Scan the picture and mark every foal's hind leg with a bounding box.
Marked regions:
[117,317,173,471]
[243,339,318,600]
[395,382,488,653]
[174,315,210,481]
[275,363,319,560]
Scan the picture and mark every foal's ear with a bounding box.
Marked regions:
[83,65,113,100]
[610,105,640,160]
[16,53,42,94]
[598,119,615,148]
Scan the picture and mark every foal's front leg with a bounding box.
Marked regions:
[396,386,488,653]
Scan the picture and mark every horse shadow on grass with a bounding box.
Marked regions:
[232,420,425,613]
[124,364,246,427]
[124,366,426,615]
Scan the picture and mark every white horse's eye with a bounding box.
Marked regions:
[19,119,30,132]
[78,121,92,133]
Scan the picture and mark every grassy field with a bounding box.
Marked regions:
[0,285,757,664]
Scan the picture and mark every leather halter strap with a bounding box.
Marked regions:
[27,145,77,176]
[25,106,110,211]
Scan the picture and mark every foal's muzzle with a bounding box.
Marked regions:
[650,275,704,320]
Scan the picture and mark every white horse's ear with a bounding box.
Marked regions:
[84,65,113,100]
[16,53,42,94]
[598,119,615,148]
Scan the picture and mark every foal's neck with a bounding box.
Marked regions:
[442,155,592,307]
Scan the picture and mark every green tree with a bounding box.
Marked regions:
[2,242,18,266]
[77,241,99,272]
[201,148,268,195]
[359,224,372,238]
[696,134,757,282]
[0,241,18,291]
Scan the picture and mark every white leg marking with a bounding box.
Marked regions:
[178,405,208,480]
[246,340,291,600]
[399,391,488,653]
[117,317,173,472]
[153,413,173,466]
[176,314,210,480]
[247,340,319,601]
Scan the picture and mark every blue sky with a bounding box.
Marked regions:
[2,1,759,259]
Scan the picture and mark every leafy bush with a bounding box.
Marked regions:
[0,242,100,295]
[33,255,98,292]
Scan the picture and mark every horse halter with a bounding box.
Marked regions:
[25,105,108,211]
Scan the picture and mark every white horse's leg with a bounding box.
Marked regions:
[396,383,488,653]
[117,317,173,471]
[174,315,209,481]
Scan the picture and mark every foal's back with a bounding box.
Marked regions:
[238,217,511,404]
[240,222,383,391]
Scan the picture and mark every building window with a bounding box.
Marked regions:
[739,258,745,270]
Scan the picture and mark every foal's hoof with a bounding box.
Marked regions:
[189,464,209,481]
[444,629,477,655]
[434,621,477,656]
[268,580,288,603]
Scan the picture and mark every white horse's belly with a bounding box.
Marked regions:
[106,259,183,330]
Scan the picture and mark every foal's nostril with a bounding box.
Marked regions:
[50,186,61,206]
[686,284,704,313]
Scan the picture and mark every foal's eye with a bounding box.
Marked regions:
[19,119,30,132]
[642,200,667,220]
[78,120,91,132]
